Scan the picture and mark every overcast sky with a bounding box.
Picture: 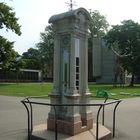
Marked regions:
[1,0,140,54]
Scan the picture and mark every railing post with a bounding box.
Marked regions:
[27,98,33,132]
[96,105,103,140]
[21,101,32,140]
[113,101,121,138]
[102,97,108,125]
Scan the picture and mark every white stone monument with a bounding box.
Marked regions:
[47,8,93,135]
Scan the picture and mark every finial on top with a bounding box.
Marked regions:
[65,0,77,11]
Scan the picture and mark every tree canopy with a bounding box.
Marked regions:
[36,25,54,78]
[105,20,140,86]
[89,10,109,38]
[0,2,21,35]
[0,2,21,69]
[0,36,16,69]
[22,48,40,70]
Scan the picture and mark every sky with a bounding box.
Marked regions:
[1,0,140,54]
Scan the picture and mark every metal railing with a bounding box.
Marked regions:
[21,96,122,140]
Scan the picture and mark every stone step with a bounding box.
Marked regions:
[31,123,112,140]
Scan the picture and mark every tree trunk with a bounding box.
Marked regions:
[129,73,135,87]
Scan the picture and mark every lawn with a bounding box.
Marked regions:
[0,83,52,97]
[0,82,140,98]
[89,83,140,98]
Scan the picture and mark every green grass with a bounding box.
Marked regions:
[89,83,140,98]
[0,83,52,97]
[0,83,140,98]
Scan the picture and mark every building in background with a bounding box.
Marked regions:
[0,68,42,82]
[92,38,117,84]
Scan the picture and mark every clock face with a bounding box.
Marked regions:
[62,36,70,46]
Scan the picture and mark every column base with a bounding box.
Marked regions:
[47,118,93,135]
[32,123,112,140]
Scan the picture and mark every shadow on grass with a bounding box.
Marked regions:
[89,84,114,92]
[0,83,17,87]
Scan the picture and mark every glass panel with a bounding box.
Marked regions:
[76,81,79,86]
[76,57,79,66]
[76,67,79,73]
[76,74,79,79]
[75,38,80,57]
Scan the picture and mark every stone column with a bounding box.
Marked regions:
[48,8,93,135]
[79,34,93,127]
[47,33,61,129]
[64,33,82,135]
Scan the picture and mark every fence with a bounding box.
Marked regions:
[21,96,122,140]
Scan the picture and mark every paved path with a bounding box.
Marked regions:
[0,96,140,140]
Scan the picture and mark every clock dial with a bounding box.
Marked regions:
[62,36,70,46]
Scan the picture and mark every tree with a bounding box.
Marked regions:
[0,2,21,69]
[10,54,26,82]
[105,20,140,86]
[22,48,40,70]
[0,2,21,35]
[88,10,109,81]
[22,48,39,59]
[36,25,54,79]
[0,36,16,69]
[89,10,109,38]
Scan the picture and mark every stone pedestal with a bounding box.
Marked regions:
[47,119,93,135]
[48,93,93,135]
[32,123,112,140]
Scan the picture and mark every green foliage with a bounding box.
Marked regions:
[0,2,21,35]
[22,48,39,60]
[0,2,21,70]
[89,10,109,37]
[22,58,40,70]
[36,25,54,78]
[21,25,54,79]
[22,48,41,70]
[105,20,140,86]
[10,55,26,82]
[0,36,16,69]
